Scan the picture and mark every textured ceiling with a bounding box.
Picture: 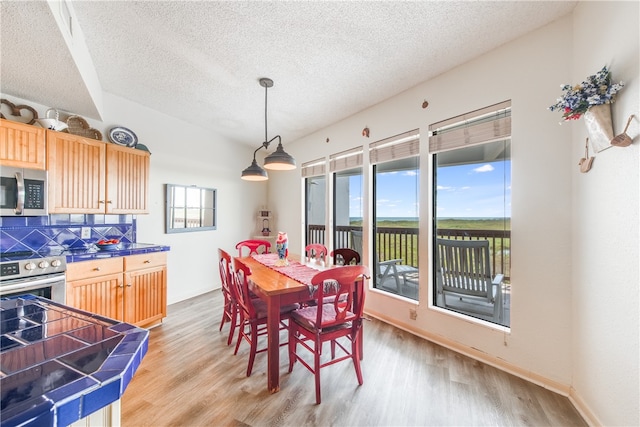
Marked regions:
[0,1,577,147]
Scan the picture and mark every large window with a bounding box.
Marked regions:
[330,147,363,251]
[370,130,420,300]
[303,159,326,246]
[430,101,511,327]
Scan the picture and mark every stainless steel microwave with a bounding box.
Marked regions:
[0,166,48,216]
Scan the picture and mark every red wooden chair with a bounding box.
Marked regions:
[305,243,328,262]
[232,258,299,377]
[236,239,272,257]
[330,248,361,266]
[288,265,370,404]
[218,248,238,346]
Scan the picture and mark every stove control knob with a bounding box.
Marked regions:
[51,259,62,267]
[38,261,50,269]
[25,262,36,270]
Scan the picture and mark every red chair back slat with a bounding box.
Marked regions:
[236,239,272,257]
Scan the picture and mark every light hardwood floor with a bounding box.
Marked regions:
[121,291,586,426]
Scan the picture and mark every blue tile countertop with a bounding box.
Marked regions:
[0,295,149,427]
[57,243,170,263]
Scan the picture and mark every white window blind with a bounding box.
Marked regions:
[369,129,420,165]
[301,158,326,177]
[329,146,363,173]
[429,100,511,153]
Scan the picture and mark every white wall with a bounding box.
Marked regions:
[570,2,639,426]
[270,3,639,426]
[1,92,267,305]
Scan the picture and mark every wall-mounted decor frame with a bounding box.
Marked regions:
[165,184,217,233]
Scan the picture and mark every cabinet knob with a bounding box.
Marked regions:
[98,200,105,204]
[144,260,151,264]
[93,267,101,271]
[119,284,124,288]
[127,283,132,287]
[107,200,112,204]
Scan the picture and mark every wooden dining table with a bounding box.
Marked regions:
[235,254,325,393]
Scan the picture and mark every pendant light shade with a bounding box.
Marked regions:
[241,77,296,180]
[241,158,268,181]
[264,140,296,170]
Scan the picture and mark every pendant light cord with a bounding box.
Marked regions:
[264,82,269,146]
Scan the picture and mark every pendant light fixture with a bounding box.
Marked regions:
[241,78,296,181]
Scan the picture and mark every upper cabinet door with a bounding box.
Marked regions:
[0,119,46,169]
[46,130,106,213]
[106,144,150,214]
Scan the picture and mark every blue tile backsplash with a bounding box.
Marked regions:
[0,214,136,254]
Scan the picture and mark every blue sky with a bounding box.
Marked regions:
[436,160,511,218]
[349,160,511,218]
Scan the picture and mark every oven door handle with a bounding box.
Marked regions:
[14,171,25,215]
[0,273,66,294]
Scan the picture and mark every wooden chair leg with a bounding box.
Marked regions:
[314,340,322,404]
[219,298,230,331]
[288,327,296,373]
[352,334,363,385]
[226,304,237,346]
[246,323,258,377]
[233,316,245,355]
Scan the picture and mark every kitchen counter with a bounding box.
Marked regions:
[0,295,149,426]
[57,243,170,263]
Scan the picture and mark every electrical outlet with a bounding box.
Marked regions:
[409,308,417,320]
[81,227,91,239]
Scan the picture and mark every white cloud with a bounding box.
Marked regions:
[474,164,494,173]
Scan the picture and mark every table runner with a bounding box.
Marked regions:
[251,254,320,286]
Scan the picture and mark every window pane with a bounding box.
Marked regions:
[305,175,326,245]
[373,157,419,300]
[433,139,511,327]
[333,168,363,251]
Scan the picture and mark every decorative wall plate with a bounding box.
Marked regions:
[108,126,138,147]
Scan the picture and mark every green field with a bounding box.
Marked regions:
[436,218,510,231]
[350,218,510,230]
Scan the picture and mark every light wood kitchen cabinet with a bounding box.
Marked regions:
[66,252,167,328]
[0,119,46,169]
[46,130,149,214]
[123,252,167,327]
[46,130,106,213]
[66,257,124,320]
[106,144,149,214]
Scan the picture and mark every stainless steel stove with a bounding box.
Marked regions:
[0,250,67,303]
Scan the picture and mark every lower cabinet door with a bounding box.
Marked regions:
[124,265,167,327]
[66,273,124,320]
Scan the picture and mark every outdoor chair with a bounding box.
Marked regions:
[435,238,504,323]
[351,230,417,292]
